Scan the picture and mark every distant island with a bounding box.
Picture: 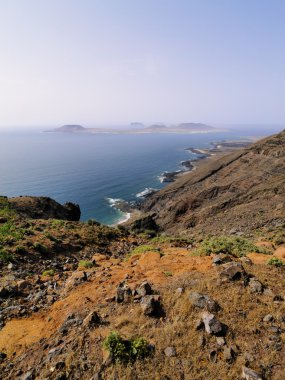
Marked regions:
[46,123,227,134]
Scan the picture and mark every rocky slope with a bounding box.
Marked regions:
[141,129,285,236]
[0,130,284,380]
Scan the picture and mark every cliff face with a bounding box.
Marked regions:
[142,130,285,235]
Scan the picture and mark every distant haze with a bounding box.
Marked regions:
[0,1,285,129]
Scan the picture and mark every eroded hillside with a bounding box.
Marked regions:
[141,130,285,236]
[0,192,284,379]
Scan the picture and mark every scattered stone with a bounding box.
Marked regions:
[241,366,262,380]
[58,315,82,335]
[136,281,152,296]
[175,287,184,295]
[83,311,101,328]
[240,256,253,265]
[263,314,274,322]
[208,348,218,363]
[201,311,224,335]
[141,295,163,317]
[7,263,13,270]
[263,288,274,297]
[116,282,132,303]
[223,346,235,363]
[17,280,30,291]
[219,262,245,282]
[212,254,231,265]
[0,352,7,362]
[189,292,220,312]
[216,337,226,346]
[65,271,87,290]
[164,347,176,357]
[248,278,263,294]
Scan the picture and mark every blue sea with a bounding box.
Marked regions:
[0,128,280,225]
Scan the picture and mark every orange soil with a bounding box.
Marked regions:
[0,247,212,357]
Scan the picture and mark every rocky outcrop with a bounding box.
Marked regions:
[8,196,81,221]
[140,129,285,235]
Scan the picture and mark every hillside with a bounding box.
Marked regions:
[0,131,284,380]
[141,129,285,236]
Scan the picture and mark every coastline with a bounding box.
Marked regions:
[110,139,253,226]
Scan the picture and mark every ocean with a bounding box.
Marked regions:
[0,128,278,225]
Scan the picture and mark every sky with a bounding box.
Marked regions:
[0,0,285,129]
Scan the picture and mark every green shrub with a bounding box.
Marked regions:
[78,260,94,269]
[267,257,285,267]
[0,249,13,263]
[44,232,59,242]
[193,236,269,257]
[103,332,151,363]
[15,245,27,254]
[33,242,48,254]
[42,269,55,277]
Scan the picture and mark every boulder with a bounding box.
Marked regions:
[65,271,87,291]
[219,261,245,282]
[136,281,153,296]
[131,215,159,233]
[212,254,231,265]
[248,278,263,294]
[189,292,220,312]
[116,282,132,303]
[242,366,262,380]
[201,311,223,335]
[141,295,163,317]
[83,311,101,328]
[8,196,81,221]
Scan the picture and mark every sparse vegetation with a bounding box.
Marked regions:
[0,249,13,263]
[33,242,49,254]
[103,332,151,363]
[126,244,161,259]
[267,257,285,267]
[42,269,55,277]
[193,236,270,257]
[78,260,94,269]
[151,235,194,247]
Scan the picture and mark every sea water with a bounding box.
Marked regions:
[0,128,277,224]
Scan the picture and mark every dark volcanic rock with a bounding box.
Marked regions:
[8,196,81,221]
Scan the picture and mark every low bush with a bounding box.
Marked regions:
[0,249,13,263]
[15,245,27,254]
[193,236,269,257]
[267,257,285,267]
[103,332,151,363]
[78,260,94,269]
[42,269,55,277]
[33,242,48,254]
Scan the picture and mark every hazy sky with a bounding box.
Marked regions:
[0,0,285,128]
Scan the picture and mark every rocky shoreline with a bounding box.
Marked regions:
[111,140,253,223]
